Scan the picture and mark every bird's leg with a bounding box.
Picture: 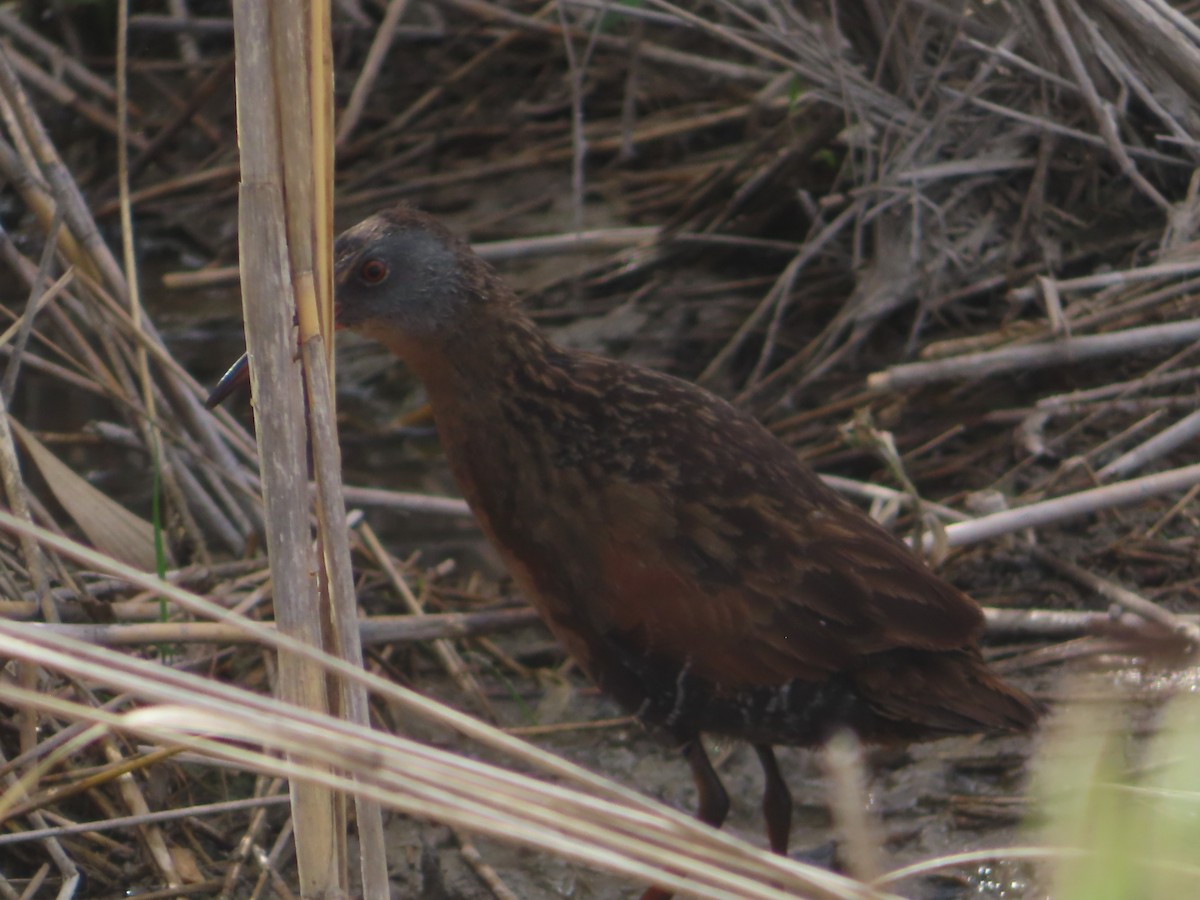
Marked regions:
[684,737,730,830]
[754,743,792,854]
[639,739,730,900]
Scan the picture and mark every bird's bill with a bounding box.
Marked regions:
[205,352,250,409]
[204,314,348,409]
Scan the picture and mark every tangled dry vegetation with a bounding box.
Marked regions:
[1,1,1200,897]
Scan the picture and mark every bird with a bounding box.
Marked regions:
[209,205,1039,886]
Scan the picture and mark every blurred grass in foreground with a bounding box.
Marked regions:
[1031,678,1200,900]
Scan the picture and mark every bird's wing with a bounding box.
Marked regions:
[575,407,985,689]
[467,354,986,691]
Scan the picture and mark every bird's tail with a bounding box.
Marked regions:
[855,648,1041,738]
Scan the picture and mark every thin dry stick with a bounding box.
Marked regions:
[639,0,795,70]
[335,0,411,147]
[1070,409,1168,474]
[0,406,51,623]
[102,736,181,888]
[822,731,883,884]
[876,846,1081,889]
[160,226,662,289]
[95,162,239,217]
[819,459,1200,558]
[929,463,1200,551]
[5,743,180,823]
[339,96,790,208]
[1029,545,1200,650]
[505,715,637,737]
[358,521,498,719]
[219,778,288,900]
[2,46,147,148]
[819,475,967,524]
[20,608,539,647]
[555,0,598,236]
[2,208,62,397]
[0,795,80,892]
[117,0,167,576]
[1039,0,1169,211]
[1,865,38,897]
[869,319,1200,390]
[0,795,291,848]
[943,87,1187,168]
[1081,7,1199,182]
[248,816,295,900]
[0,10,125,105]
[1096,409,1200,481]
[981,606,1164,640]
[126,55,234,180]
[476,226,660,260]
[1006,258,1200,303]
[702,202,858,386]
[442,0,773,83]
[1145,483,1200,539]
[344,1,555,155]
[0,45,123,296]
[0,695,130,785]
[0,234,55,626]
[345,486,486,518]
[1037,364,1200,410]
[344,468,973,528]
[455,829,521,900]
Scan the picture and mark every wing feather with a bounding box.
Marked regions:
[460,353,988,693]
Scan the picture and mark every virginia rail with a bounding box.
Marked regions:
[211,205,1039,876]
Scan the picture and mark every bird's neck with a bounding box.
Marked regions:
[380,306,571,550]
[375,304,562,415]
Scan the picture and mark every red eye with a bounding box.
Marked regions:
[359,259,388,284]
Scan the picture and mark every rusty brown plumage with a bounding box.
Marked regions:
[216,205,1040,880]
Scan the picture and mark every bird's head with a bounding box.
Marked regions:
[205,206,515,408]
[333,205,481,345]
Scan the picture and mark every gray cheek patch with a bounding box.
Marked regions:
[333,214,476,340]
